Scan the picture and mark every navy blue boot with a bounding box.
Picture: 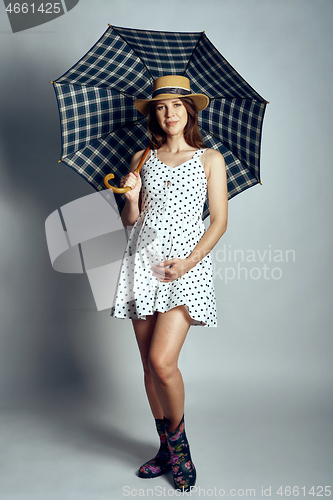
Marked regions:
[164,415,196,491]
[138,419,172,478]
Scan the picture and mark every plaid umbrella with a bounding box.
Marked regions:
[52,24,267,220]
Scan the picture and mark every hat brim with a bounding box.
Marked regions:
[134,93,209,116]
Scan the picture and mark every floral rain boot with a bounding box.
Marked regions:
[138,419,172,478]
[164,415,196,491]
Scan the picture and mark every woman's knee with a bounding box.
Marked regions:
[148,353,176,384]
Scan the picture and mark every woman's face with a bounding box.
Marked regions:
[154,98,188,137]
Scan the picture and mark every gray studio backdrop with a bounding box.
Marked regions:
[0,0,332,499]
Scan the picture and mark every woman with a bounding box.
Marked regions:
[111,75,228,491]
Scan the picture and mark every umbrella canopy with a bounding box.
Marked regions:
[52,25,267,220]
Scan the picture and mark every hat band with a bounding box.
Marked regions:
[152,86,192,98]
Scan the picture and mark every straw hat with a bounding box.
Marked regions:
[135,75,209,116]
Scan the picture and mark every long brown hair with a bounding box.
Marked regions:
[147,97,207,149]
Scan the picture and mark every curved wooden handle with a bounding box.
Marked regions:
[103,146,150,192]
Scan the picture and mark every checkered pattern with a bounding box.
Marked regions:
[186,34,264,99]
[199,98,266,181]
[113,26,201,79]
[53,25,267,220]
[54,83,142,157]
[56,27,152,97]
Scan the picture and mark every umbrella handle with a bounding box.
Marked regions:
[103,146,150,193]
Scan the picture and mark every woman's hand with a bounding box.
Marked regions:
[120,171,142,202]
[151,258,194,282]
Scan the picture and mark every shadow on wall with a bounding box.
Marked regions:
[0,52,123,409]
[4,0,81,33]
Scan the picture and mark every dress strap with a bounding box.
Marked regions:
[193,148,207,160]
[195,149,208,173]
[194,148,206,156]
[146,148,156,164]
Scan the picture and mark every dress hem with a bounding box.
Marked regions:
[110,304,217,328]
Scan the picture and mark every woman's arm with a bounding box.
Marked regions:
[120,149,148,227]
[152,149,228,281]
[185,149,228,268]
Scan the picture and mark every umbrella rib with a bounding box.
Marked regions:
[202,34,267,102]
[111,26,154,83]
[209,96,267,103]
[61,117,147,160]
[183,31,205,76]
[54,81,141,102]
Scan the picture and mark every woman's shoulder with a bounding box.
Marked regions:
[201,148,226,180]
[204,148,225,162]
[201,148,225,168]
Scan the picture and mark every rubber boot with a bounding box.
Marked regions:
[164,415,196,492]
[138,419,172,478]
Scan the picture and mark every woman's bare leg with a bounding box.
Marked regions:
[132,312,164,419]
[148,305,193,432]
[133,305,193,432]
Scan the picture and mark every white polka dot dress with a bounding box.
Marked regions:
[110,149,217,327]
